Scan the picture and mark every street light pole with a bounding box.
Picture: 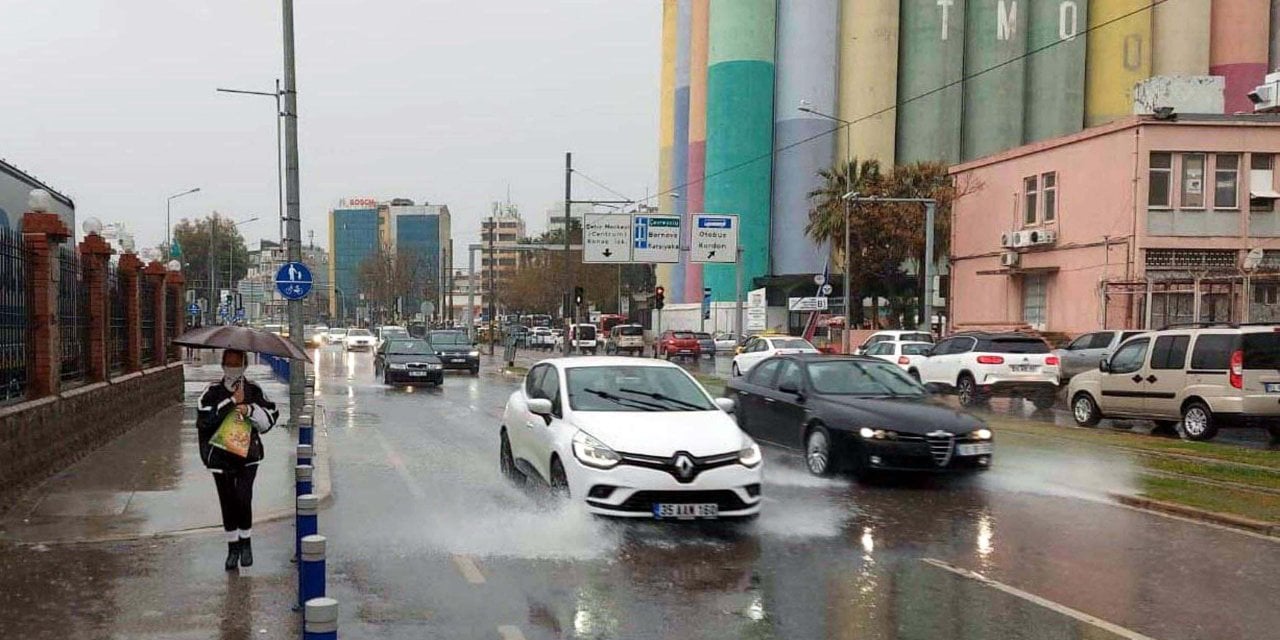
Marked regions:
[216,83,285,250]
[281,0,305,426]
[166,187,200,255]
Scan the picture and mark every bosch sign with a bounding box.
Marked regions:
[344,197,378,207]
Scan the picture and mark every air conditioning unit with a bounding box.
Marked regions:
[1000,251,1020,267]
[1250,72,1280,113]
[1010,230,1032,248]
[1000,231,1014,248]
[1026,229,1057,246]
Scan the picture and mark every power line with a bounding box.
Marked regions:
[643,0,1171,205]
[571,169,635,203]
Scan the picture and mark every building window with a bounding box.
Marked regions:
[1041,172,1057,222]
[1214,154,1239,209]
[1022,274,1047,330]
[1181,153,1205,209]
[1149,153,1172,208]
[1023,176,1038,225]
[1250,153,1276,213]
[1145,249,1237,270]
[1255,283,1279,305]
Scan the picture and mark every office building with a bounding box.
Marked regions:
[328,201,381,323]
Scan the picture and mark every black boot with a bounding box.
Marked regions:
[224,540,241,571]
[238,538,253,567]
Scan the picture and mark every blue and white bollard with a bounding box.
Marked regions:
[295,464,313,496]
[296,494,318,568]
[304,597,339,640]
[300,534,326,607]
[299,417,315,447]
[297,443,313,466]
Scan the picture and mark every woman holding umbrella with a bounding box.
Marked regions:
[197,349,279,570]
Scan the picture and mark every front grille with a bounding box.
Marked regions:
[597,490,750,513]
[926,432,955,467]
[406,362,434,369]
[619,450,739,483]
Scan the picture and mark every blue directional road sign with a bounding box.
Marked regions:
[275,261,313,300]
[187,303,200,317]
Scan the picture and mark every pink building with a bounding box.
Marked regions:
[949,115,1280,337]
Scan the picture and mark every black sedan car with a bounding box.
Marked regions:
[374,339,444,386]
[428,330,480,375]
[724,354,993,476]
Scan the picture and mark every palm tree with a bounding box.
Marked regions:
[805,159,884,258]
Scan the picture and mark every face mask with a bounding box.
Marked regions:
[223,366,246,384]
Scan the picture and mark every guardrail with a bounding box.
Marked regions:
[260,353,291,382]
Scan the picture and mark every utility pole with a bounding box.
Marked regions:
[563,152,573,356]
[487,215,496,356]
[281,0,304,425]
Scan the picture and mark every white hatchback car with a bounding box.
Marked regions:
[732,336,819,377]
[862,340,934,379]
[500,357,763,519]
[344,327,376,351]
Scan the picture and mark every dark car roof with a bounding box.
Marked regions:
[948,331,1043,340]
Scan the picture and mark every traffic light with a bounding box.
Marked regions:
[655,286,665,310]
[574,286,584,306]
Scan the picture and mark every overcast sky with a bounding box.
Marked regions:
[1,0,659,253]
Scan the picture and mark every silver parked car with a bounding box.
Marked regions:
[1054,330,1146,381]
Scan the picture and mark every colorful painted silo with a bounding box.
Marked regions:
[1271,0,1280,74]
[896,0,966,164]
[703,0,776,301]
[1024,0,1087,144]
[656,0,677,294]
[1152,0,1210,76]
[961,0,1027,160]
[683,0,709,303]
[771,0,838,277]
[1210,0,1271,114]
[839,0,899,165]
[1084,0,1152,127]
[672,0,692,302]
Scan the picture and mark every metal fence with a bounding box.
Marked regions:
[140,276,156,367]
[57,248,88,384]
[0,229,28,402]
[108,263,126,374]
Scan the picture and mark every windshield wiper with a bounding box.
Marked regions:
[616,387,706,411]
[580,388,663,411]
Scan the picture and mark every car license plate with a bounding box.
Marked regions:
[409,371,428,377]
[1010,365,1037,373]
[451,358,466,363]
[957,443,993,456]
[653,503,718,519]
[1266,383,1280,393]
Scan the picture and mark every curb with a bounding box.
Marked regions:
[1109,492,1280,539]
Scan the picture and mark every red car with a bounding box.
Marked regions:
[655,330,701,360]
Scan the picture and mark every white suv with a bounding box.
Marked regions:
[917,332,1060,408]
[731,336,819,377]
[1068,325,1280,441]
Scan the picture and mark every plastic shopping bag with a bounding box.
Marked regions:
[209,410,252,458]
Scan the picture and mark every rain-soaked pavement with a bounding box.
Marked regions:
[1,347,1278,639]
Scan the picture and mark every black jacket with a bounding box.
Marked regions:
[197,379,279,470]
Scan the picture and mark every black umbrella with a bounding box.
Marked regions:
[172,325,312,362]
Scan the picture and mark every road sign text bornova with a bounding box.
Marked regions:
[632,215,681,263]
[690,213,738,263]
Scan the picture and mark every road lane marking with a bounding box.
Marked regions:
[497,625,527,640]
[370,428,426,499]
[452,553,486,585]
[921,558,1158,640]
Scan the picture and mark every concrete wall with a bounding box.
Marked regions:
[1132,75,1224,115]
[0,364,184,513]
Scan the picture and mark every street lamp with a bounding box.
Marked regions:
[209,214,260,324]
[167,187,200,255]
[799,101,854,329]
[217,82,284,249]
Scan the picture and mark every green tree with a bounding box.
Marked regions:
[170,213,250,300]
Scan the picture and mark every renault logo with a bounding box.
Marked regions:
[673,454,696,480]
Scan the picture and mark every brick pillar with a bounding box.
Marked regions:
[21,211,72,399]
[164,271,185,362]
[119,253,143,373]
[78,233,114,382]
[143,262,167,367]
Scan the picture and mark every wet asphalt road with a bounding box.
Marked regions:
[311,347,1280,640]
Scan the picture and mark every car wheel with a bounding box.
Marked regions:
[500,431,526,486]
[1267,423,1280,445]
[1179,401,1218,441]
[1071,393,1102,427]
[908,369,920,382]
[805,426,836,477]
[732,362,741,377]
[471,367,480,376]
[549,457,570,498]
[957,375,982,407]
[1031,392,1057,411]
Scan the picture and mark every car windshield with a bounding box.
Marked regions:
[986,337,1049,353]
[567,366,716,412]
[329,329,347,336]
[774,338,814,350]
[382,328,408,338]
[807,360,927,397]
[575,326,597,339]
[901,332,933,343]
[672,332,695,340]
[901,343,932,356]
[695,332,712,340]
[618,325,644,336]
[348,329,371,337]
[430,332,470,345]
[387,340,432,355]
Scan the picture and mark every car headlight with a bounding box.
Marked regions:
[572,431,621,469]
[389,363,408,370]
[429,364,442,370]
[972,428,993,440]
[858,427,899,440]
[738,437,762,467]
[469,350,480,357]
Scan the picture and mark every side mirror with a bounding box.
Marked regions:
[528,398,554,416]
[714,397,736,413]
[1098,358,1110,373]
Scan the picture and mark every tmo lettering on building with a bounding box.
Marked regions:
[936,0,1080,42]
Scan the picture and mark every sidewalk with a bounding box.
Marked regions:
[0,362,328,545]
